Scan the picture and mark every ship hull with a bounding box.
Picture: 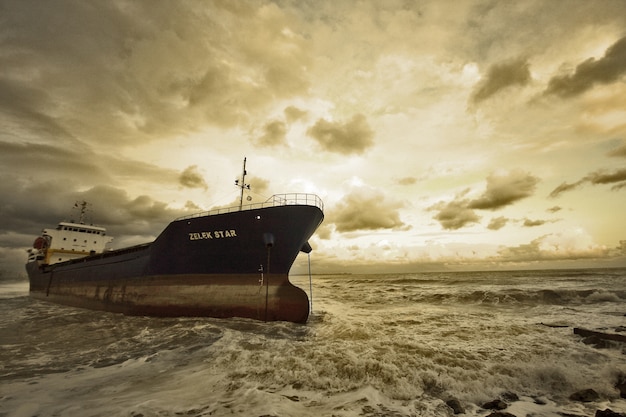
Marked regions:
[27,201,323,323]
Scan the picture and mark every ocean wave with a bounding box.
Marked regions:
[413,288,626,306]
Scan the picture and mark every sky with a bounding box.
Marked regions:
[1,0,626,278]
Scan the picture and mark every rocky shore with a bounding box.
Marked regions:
[444,375,626,417]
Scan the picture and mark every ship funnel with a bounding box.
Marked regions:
[300,241,312,253]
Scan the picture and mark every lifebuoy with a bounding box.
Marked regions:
[33,236,48,249]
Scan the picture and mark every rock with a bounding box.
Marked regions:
[486,412,516,417]
[596,409,626,417]
[569,388,600,402]
[501,391,519,402]
[445,398,465,414]
[482,399,508,410]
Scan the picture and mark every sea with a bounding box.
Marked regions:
[1,268,625,417]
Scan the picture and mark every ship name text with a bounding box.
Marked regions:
[189,229,237,240]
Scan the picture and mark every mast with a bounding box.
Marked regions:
[73,201,89,224]
[235,157,250,211]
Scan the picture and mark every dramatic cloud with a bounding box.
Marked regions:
[487,216,508,231]
[0,140,179,200]
[470,57,531,104]
[256,120,287,147]
[522,218,546,227]
[397,177,418,186]
[429,196,481,230]
[331,188,406,233]
[544,36,626,98]
[587,168,626,185]
[0,180,188,242]
[307,114,375,155]
[0,1,311,148]
[179,165,208,190]
[550,168,626,197]
[608,143,626,158]
[2,1,626,275]
[430,170,539,230]
[496,231,610,262]
[468,170,539,210]
[284,106,308,123]
[549,181,583,198]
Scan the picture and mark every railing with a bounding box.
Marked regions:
[175,193,324,221]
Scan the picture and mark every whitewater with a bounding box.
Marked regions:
[1,268,625,417]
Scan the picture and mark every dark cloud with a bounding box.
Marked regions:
[586,168,626,185]
[306,114,375,155]
[544,36,626,98]
[179,165,208,190]
[255,120,287,147]
[0,141,104,180]
[549,181,583,198]
[0,180,189,241]
[430,170,538,230]
[522,218,546,227]
[612,182,626,191]
[608,143,626,158]
[1,1,311,148]
[397,177,418,186]
[0,140,179,192]
[331,188,406,232]
[470,57,531,104]
[496,235,611,263]
[0,79,77,145]
[429,195,480,230]
[284,106,308,123]
[248,177,271,197]
[549,168,626,197]
[487,216,508,230]
[468,170,539,210]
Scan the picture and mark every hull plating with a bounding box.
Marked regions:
[27,203,323,323]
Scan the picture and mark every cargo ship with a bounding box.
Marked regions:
[26,159,324,323]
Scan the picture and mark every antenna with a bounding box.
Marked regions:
[73,201,90,224]
[235,157,250,210]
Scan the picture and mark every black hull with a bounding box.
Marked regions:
[27,203,324,323]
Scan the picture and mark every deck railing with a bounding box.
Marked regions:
[175,193,324,221]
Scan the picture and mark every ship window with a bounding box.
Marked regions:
[73,239,77,242]
[63,237,67,241]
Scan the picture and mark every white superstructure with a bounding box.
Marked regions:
[27,202,113,265]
